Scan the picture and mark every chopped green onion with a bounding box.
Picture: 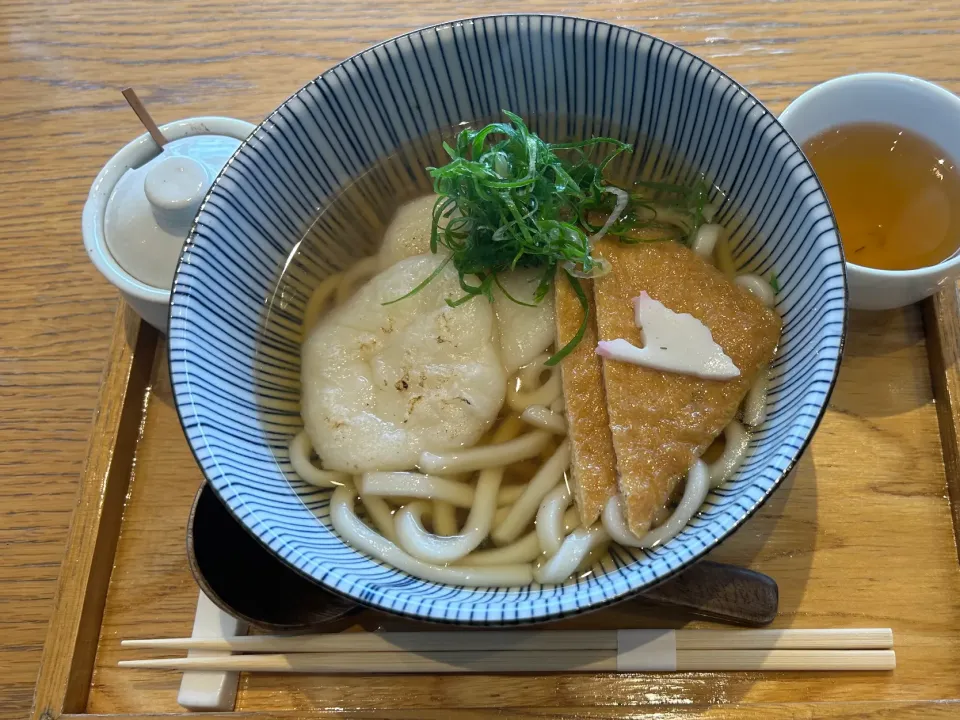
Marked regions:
[382,255,451,305]
[545,271,589,366]
[769,272,780,294]
[387,111,713,361]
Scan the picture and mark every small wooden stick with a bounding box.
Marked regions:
[121,87,167,147]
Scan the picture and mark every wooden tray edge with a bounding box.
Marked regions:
[56,699,960,719]
[32,302,158,720]
[922,285,960,565]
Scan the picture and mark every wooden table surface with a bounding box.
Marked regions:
[3,1,960,718]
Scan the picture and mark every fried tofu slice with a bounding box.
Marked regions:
[555,274,618,527]
[592,240,782,536]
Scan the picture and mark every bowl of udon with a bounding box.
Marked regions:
[169,15,846,624]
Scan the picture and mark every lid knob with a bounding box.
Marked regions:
[144,155,209,215]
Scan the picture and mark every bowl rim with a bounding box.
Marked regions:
[168,13,848,624]
[781,71,960,281]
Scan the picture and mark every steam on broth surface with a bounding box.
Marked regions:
[265,114,781,587]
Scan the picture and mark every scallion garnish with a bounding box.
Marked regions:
[547,270,589,367]
[386,111,712,364]
[427,111,630,306]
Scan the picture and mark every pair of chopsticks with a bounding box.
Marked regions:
[120,628,895,673]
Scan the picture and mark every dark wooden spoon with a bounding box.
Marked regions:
[187,483,777,631]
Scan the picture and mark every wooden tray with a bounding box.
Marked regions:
[31,288,960,719]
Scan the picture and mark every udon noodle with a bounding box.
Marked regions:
[287,222,773,587]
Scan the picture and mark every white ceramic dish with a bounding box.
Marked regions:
[82,117,254,330]
[780,72,960,310]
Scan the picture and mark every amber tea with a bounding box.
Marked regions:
[803,122,960,271]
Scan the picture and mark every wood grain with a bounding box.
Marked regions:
[924,288,960,565]
[4,1,960,718]
[52,701,960,720]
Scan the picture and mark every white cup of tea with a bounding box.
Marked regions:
[780,73,960,310]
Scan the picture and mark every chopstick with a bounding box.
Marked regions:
[120,628,895,673]
[118,648,896,673]
[122,628,894,653]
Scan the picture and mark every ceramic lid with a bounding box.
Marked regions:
[103,134,241,289]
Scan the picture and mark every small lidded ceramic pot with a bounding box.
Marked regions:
[83,117,255,330]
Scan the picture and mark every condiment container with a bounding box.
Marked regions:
[83,117,255,330]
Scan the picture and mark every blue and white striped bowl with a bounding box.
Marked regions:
[170,15,846,624]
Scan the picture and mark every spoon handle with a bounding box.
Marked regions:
[640,560,778,627]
